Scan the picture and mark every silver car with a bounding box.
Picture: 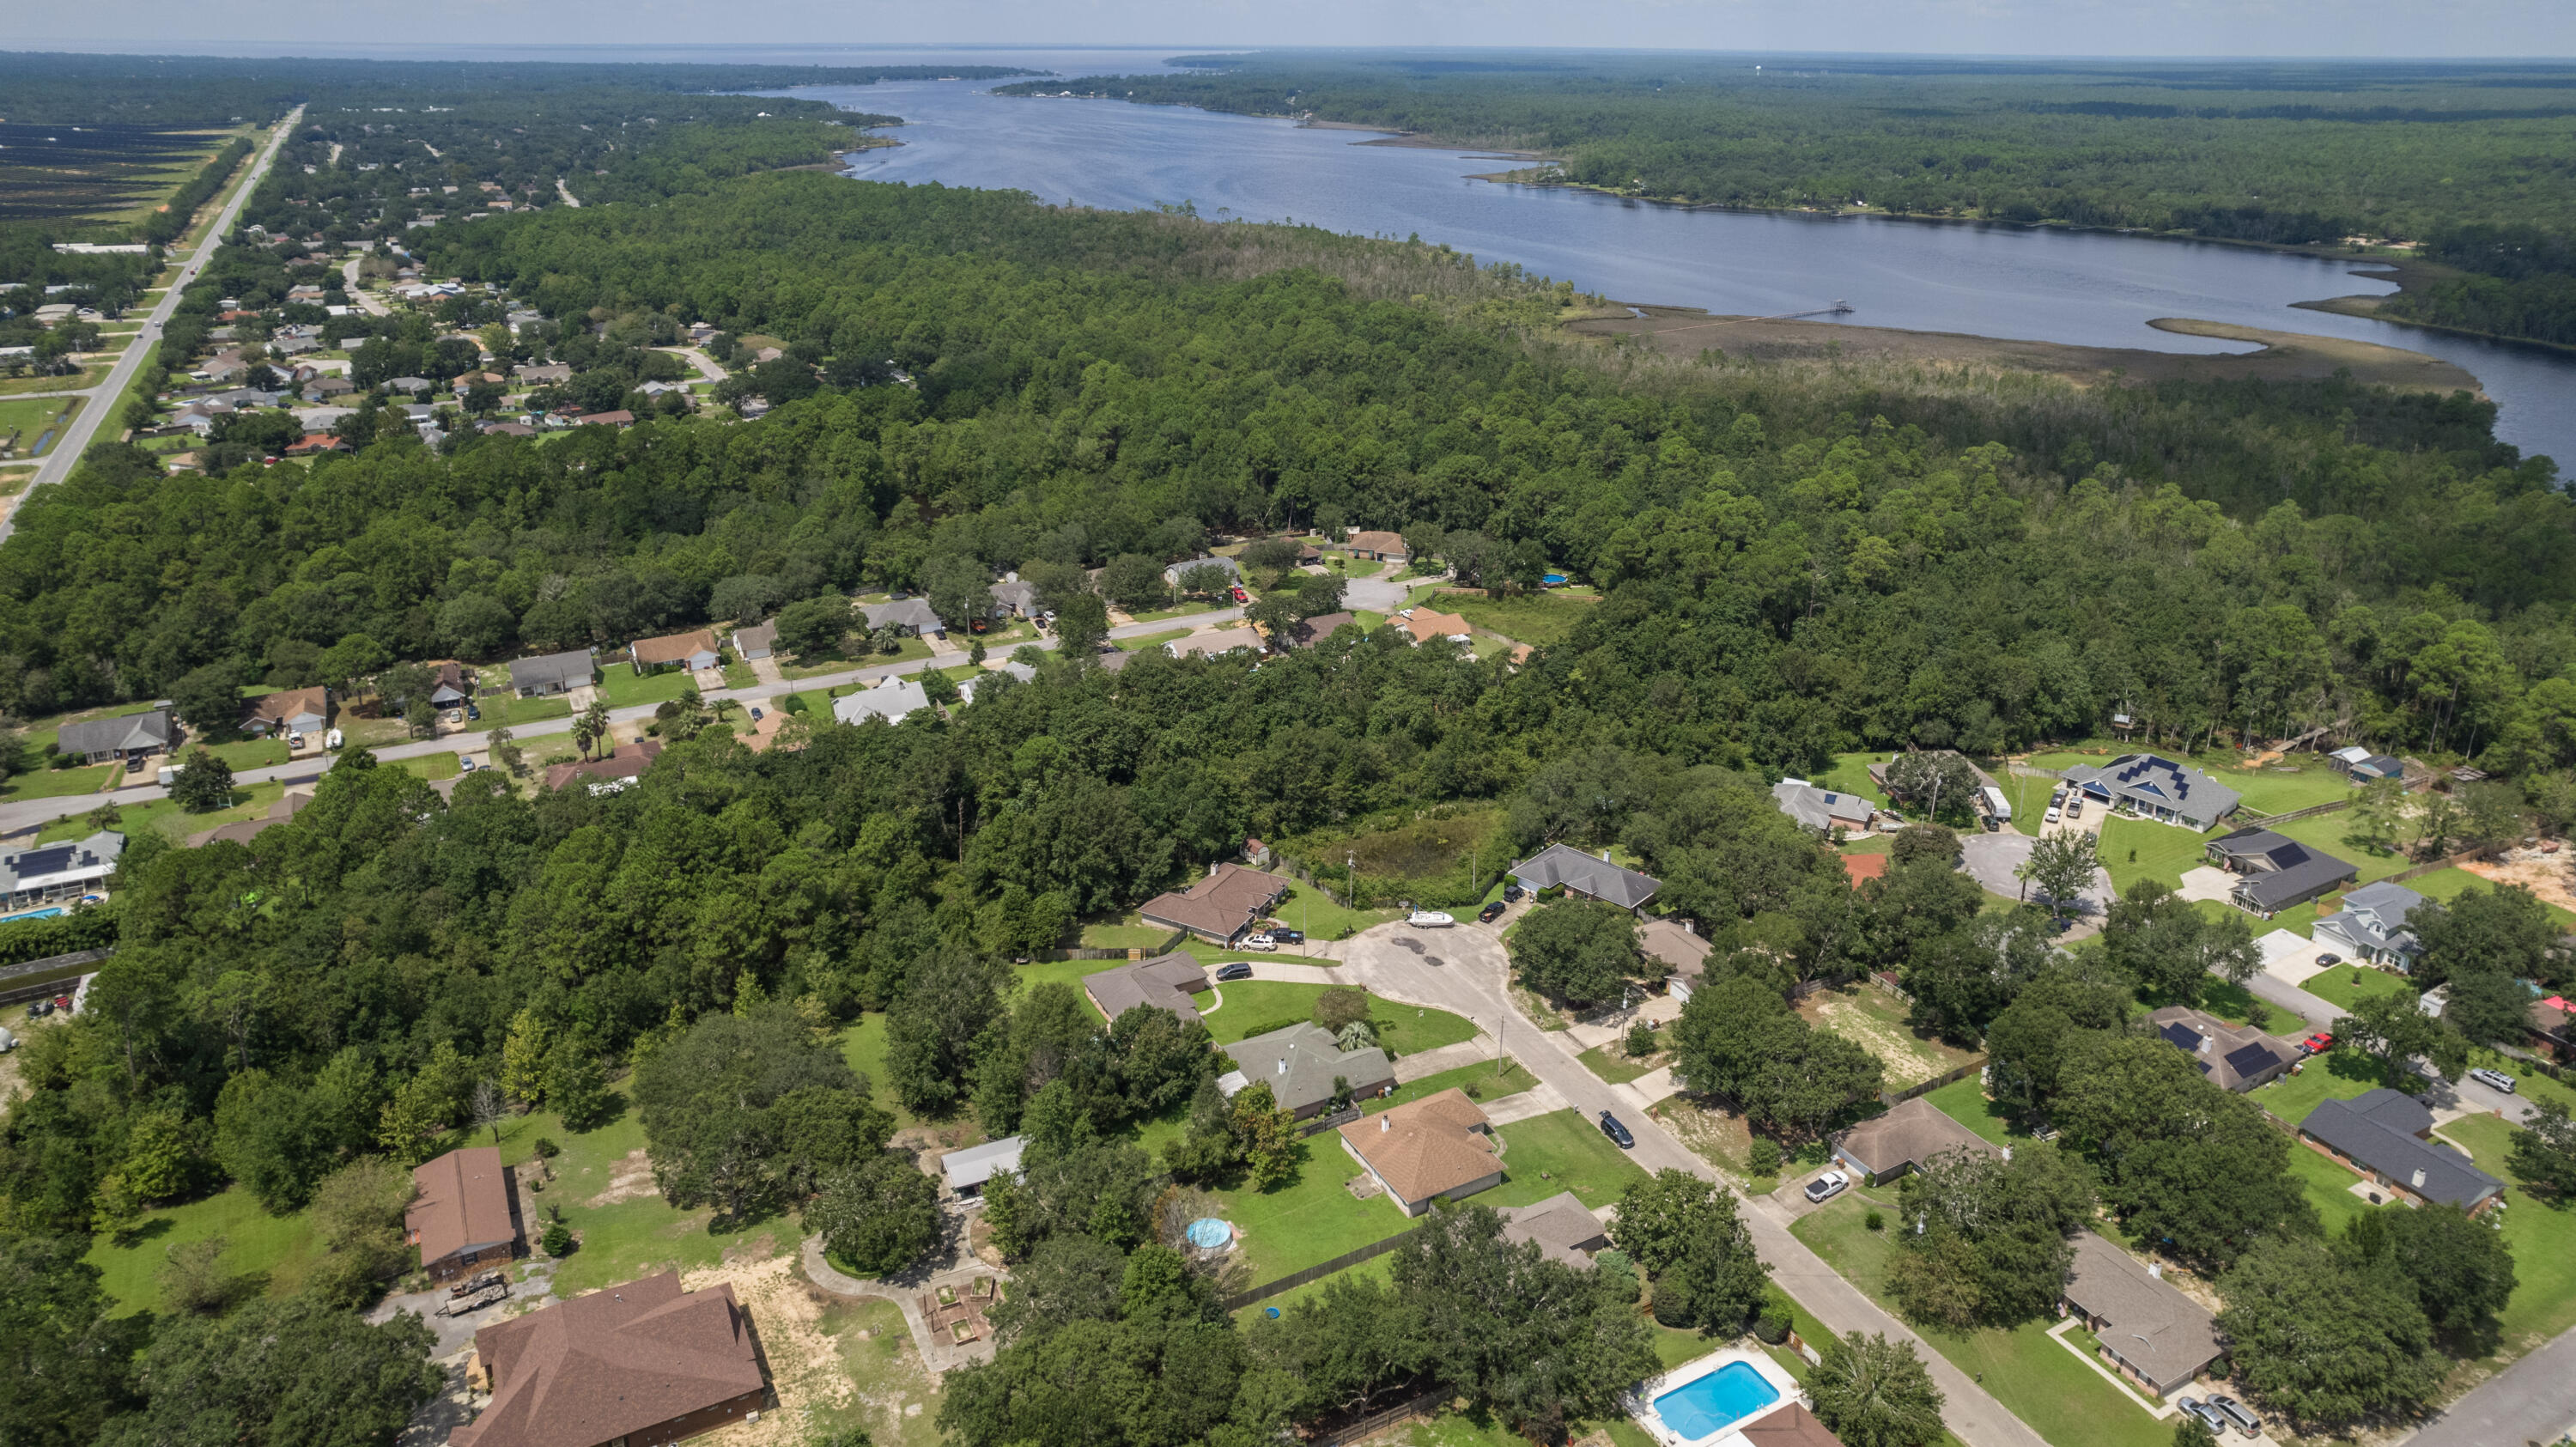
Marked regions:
[2206,1394,2262,1436]
[2178,1398,2229,1434]
[2470,1067,2518,1094]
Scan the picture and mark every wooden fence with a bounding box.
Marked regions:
[2239,798,2354,827]
[1223,1225,1425,1311]
[1039,929,1188,963]
[1880,1055,1986,1109]
[2387,848,2487,884]
[1307,1389,1451,1447]
[1297,1106,1364,1138]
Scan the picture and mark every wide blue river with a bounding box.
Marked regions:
[749,46,2576,465]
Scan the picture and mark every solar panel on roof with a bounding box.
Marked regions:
[14,846,74,874]
[2160,1023,2204,1053]
[2223,1043,2278,1079]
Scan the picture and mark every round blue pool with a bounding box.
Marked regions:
[1650,1361,1780,1442]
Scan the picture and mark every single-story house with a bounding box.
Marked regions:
[2142,1006,2299,1092]
[1282,611,1357,648]
[1,831,125,913]
[240,686,329,739]
[2314,880,2428,970]
[1339,1088,1501,1215]
[1831,1096,1998,1187]
[2059,1231,2224,1399]
[1735,1404,1846,1447]
[732,621,778,661]
[941,1136,1025,1199]
[2299,1088,2503,1213]
[957,661,1038,704]
[482,420,537,437]
[2060,753,2241,831]
[428,662,471,708]
[385,375,434,396]
[1343,530,1408,562]
[307,375,356,397]
[1139,862,1295,945]
[988,577,1042,617]
[1084,952,1211,1028]
[507,648,595,697]
[406,1146,520,1283]
[1162,554,1242,587]
[1772,778,1878,836]
[1166,626,1264,660]
[55,707,178,764]
[185,789,313,849]
[1507,842,1661,912]
[574,410,635,428]
[1499,1191,1610,1268]
[2528,997,2576,1061]
[542,739,663,795]
[629,627,720,675]
[1220,1020,1396,1118]
[831,678,932,727]
[2326,745,2372,775]
[284,432,349,455]
[451,1272,767,1447]
[1642,917,1712,1001]
[861,597,945,638]
[1393,607,1473,646]
[513,362,572,385]
[2204,826,2360,915]
[1097,647,1138,674]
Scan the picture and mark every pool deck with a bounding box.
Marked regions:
[1625,1347,1807,1447]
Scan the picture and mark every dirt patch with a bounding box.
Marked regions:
[1800,994,1947,1089]
[2461,852,2576,915]
[587,1149,659,1207]
[1652,1097,1758,1187]
[1564,304,2486,396]
[677,1250,862,1444]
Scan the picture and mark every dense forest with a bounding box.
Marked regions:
[1000,52,2576,347]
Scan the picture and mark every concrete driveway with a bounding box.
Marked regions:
[2176,865,2238,904]
[2254,928,2336,987]
[1959,830,2117,919]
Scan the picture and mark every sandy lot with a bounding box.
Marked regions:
[2462,851,2576,915]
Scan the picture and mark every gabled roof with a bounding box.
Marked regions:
[1140,862,1295,939]
[1772,778,1875,834]
[243,686,329,730]
[2328,881,2428,955]
[1167,625,1263,659]
[1223,1020,1394,1114]
[56,707,175,757]
[831,678,931,726]
[1834,1096,1996,1177]
[2064,753,2243,821]
[451,1272,764,1447]
[1638,917,1711,981]
[989,578,1041,612]
[861,597,944,632]
[942,1135,1025,1191]
[507,649,595,690]
[731,621,777,660]
[2061,1232,2222,1390]
[2233,849,2359,909]
[408,1146,517,1266]
[2300,1088,2501,1208]
[1084,952,1210,1027]
[630,629,719,667]
[1285,611,1357,648]
[1163,553,1242,581]
[1737,1403,1848,1447]
[1340,1088,1496,1205]
[1509,842,1661,909]
[542,739,663,792]
[1346,530,1408,556]
[1499,1191,1609,1268]
[2142,1006,2297,1092]
[1394,607,1473,645]
[2208,827,2305,867]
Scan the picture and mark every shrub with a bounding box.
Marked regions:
[1747,1138,1783,1176]
[540,1218,574,1256]
[532,1138,560,1158]
[1865,1208,1885,1231]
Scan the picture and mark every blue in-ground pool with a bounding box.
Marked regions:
[0,907,66,925]
[1651,1361,1780,1441]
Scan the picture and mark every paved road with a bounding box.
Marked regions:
[1958,830,2115,921]
[2402,1321,2576,1447]
[1337,915,2051,1447]
[0,605,1246,836]
[0,108,301,546]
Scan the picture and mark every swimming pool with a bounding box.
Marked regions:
[0,907,65,926]
[1650,1362,1781,1441]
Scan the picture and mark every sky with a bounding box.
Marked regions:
[7,0,2574,59]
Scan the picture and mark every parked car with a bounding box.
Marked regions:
[125,753,146,773]
[1214,961,1254,982]
[1265,926,1304,944]
[458,755,476,773]
[444,708,463,725]
[2044,806,2062,824]
[1502,884,1525,903]
[1407,910,1455,928]
[2313,952,2342,967]
[1478,900,1507,922]
[2064,798,2083,818]
[2050,787,2066,806]
[1230,586,1249,604]
[287,730,304,751]
[325,727,344,749]
[1597,1111,1635,1148]
[2470,1067,2518,1093]
[1240,934,1278,951]
[2178,1398,2228,1434]
[749,708,763,721]
[1803,1170,1850,1204]
[2206,1394,2262,1437]
[466,702,481,720]
[2301,1031,2335,1055]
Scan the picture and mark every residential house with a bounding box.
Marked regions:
[1097,647,1139,675]
[1339,1088,1501,1215]
[2059,1232,2224,1399]
[1343,530,1409,562]
[2299,1088,2503,1213]
[1083,952,1212,1028]
[1772,777,1878,836]
[307,375,356,398]
[507,649,596,697]
[283,432,349,456]
[574,409,635,428]
[2351,753,2406,781]
[1735,1404,1848,1447]
[240,686,330,739]
[542,740,664,795]
[732,621,778,661]
[1642,917,1712,1002]
[185,789,313,849]
[2528,997,2575,1062]
[1282,611,1357,648]
[2326,745,2372,775]
[1831,1097,1997,1187]
[1393,607,1473,646]
[1165,626,1263,660]
[629,628,720,676]
[861,597,945,638]
[449,1271,768,1447]
[514,362,573,386]
[2204,826,2360,915]
[1868,751,2002,816]
[385,375,434,396]
[2060,754,2242,831]
[1498,1192,1610,1268]
[55,707,178,764]
[1162,554,1242,587]
[2142,1006,2298,1092]
[428,662,472,708]
[941,1136,1025,1200]
[407,1146,520,1282]
[1507,842,1661,912]
[0,832,125,914]
[957,661,1038,704]
[988,576,1042,617]
[831,678,932,727]
[481,420,537,437]
[1220,1020,1396,1118]
[1141,863,1295,945]
[2314,880,2428,970]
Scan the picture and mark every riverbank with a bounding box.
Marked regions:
[1564,303,2486,396]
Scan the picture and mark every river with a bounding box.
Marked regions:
[738,46,2576,467]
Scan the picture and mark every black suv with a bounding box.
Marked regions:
[1214,961,1254,982]
[1478,900,1507,922]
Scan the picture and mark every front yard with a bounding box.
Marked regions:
[2300,963,2416,1014]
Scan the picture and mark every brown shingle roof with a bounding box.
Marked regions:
[1084,952,1211,1027]
[2061,1232,2223,1393]
[243,686,329,731]
[1833,1097,1997,1178]
[1340,1088,1497,1207]
[1638,917,1710,984]
[630,629,719,667]
[1395,607,1473,644]
[1285,611,1357,648]
[1139,863,1293,940]
[407,1146,518,1268]
[543,739,663,791]
[1346,530,1407,556]
[1738,1402,1847,1447]
[452,1272,765,1447]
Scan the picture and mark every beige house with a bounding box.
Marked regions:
[1831,1097,1996,1186]
[1340,1088,1502,1214]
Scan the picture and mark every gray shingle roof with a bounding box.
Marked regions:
[2232,849,2359,910]
[55,708,175,757]
[831,678,931,726]
[1083,953,1210,1027]
[2061,1232,2223,1393]
[1509,842,1661,910]
[1771,778,1876,833]
[507,649,595,692]
[942,1135,1025,1190]
[2300,1088,2501,1209]
[2063,754,2242,824]
[2318,881,2427,958]
[861,598,945,633]
[1220,1021,1394,1115]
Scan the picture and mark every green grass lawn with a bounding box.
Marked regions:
[834,1013,987,1140]
[43,781,291,846]
[2301,964,2416,1014]
[1206,1133,1419,1283]
[1921,1075,2029,1150]
[1265,885,1402,941]
[1838,833,1894,856]
[2465,1047,2576,1116]
[2433,1112,2576,1368]
[2097,814,2215,894]
[1578,1042,1664,1085]
[2281,1140,2378,1236]
[1813,751,1890,805]
[1211,982,1477,1057]
[0,761,118,801]
[2194,976,2285,1032]
[1486,1109,1651,1209]
[199,737,290,771]
[455,694,573,733]
[1117,629,1191,652]
[721,661,757,690]
[1372,1060,1537,1114]
[595,666,701,711]
[780,635,935,678]
[1426,589,1596,647]
[2263,813,2409,882]
[86,1183,325,1315]
[1799,982,1978,1090]
[2409,867,2576,927]
[1791,1198,2177,1447]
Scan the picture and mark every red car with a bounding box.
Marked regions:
[2301,1031,2334,1055]
[1230,586,1249,604]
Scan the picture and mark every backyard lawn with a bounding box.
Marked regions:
[2411,867,2576,927]
[2432,1112,2576,1371]
[1791,1198,2177,1447]
[1426,590,1596,647]
[1920,1075,2027,1150]
[1812,751,1890,806]
[596,666,702,711]
[1262,884,1403,941]
[2281,1140,2377,1237]
[1203,1133,1419,1283]
[2263,813,2410,883]
[84,1183,324,1315]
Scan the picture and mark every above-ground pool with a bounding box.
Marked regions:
[1184,1218,1234,1249]
[1649,1361,1782,1443]
[0,907,66,926]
